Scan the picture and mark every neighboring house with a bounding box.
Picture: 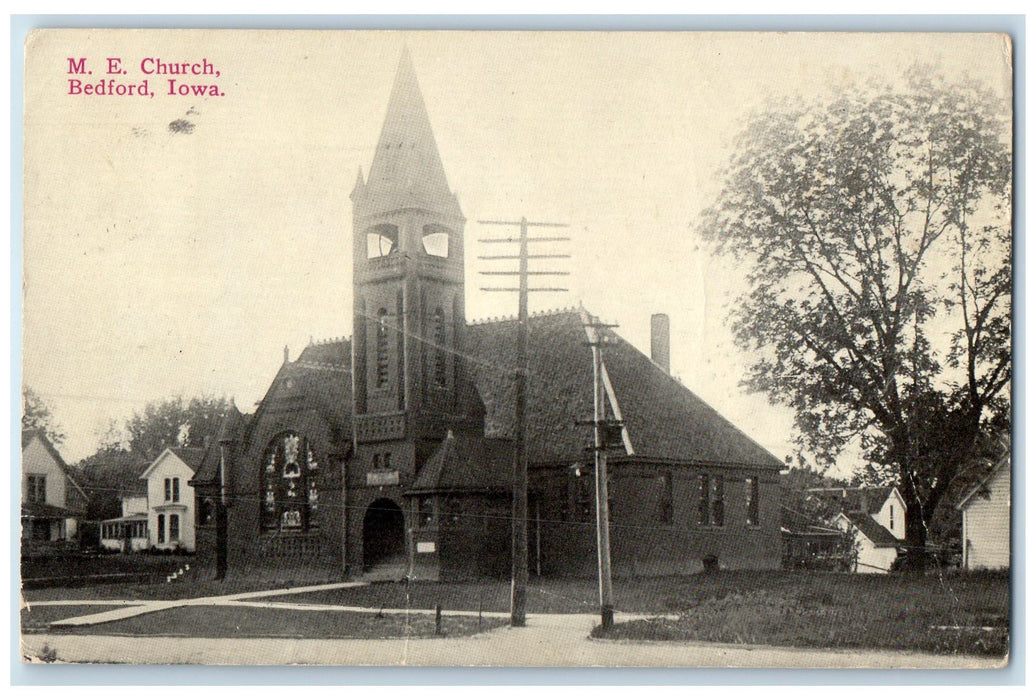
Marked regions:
[140,447,205,552]
[779,504,847,570]
[100,489,149,552]
[21,429,88,548]
[824,486,906,573]
[957,454,1011,570]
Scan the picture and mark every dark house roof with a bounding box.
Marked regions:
[21,501,79,519]
[780,504,841,535]
[806,486,895,516]
[842,511,902,548]
[466,308,782,469]
[168,447,207,473]
[409,430,513,494]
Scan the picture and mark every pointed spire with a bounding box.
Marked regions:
[350,166,366,202]
[357,48,462,219]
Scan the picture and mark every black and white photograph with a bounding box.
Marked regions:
[18,28,1013,668]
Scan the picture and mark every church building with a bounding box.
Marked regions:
[191,50,783,581]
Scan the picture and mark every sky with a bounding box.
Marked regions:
[21,30,1012,466]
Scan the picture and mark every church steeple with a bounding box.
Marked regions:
[354,47,462,220]
[351,48,475,447]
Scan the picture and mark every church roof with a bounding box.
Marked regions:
[293,338,354,448]
[353,48,462,220]
[409,430,513,494]
[466,308,783,469]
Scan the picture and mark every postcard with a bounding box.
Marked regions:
[20,29,1012,668]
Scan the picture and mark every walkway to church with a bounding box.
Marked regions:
[21,582,998,668]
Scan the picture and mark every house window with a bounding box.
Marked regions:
[745,476,759,526]
[376,308,389,388]
[157,514,165,543]
[260,432,319,532]
[889,504,894,530]
[27,475,46,503]
[658,472,673,524]
[433,307,447,387]
[418,497,435,527]
[699,474,724,527]
[383,452,392,470]
[164,478,171,502]
[698,474,710,525]
[172,478,180,503]
[169,514,180,542]
[711,477,725,527]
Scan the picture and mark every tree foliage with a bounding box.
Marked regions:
[125,395,232,461]
[702,69,1011,563]
[74,395,232,519]
[21,385,66,447]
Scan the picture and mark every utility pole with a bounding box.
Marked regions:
[215,442,228,580]
[580,316,619,629]
[478,217,569,627]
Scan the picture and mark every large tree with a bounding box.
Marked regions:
[21,385,66,447]
[701,70,1011,567]
[125,395,232,461]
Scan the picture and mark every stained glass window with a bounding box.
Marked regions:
[260,432,319,532]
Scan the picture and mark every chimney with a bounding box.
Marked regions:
[650,313,670,374]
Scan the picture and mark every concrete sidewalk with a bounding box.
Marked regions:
[38,581,369,627]
[20,615,1000,668]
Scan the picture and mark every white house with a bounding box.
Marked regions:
[100,492,149,552]
[957,455,1011,570]
[21,429,88,548]
[829,486,906,574]
[140,447,205,552]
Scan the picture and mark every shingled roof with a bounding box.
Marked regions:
[466,308,782,468]
[190,403,247,487]
[842,511,902,548]
[293,338,354,448]
[409,430,513,494]
[806,486,896,516]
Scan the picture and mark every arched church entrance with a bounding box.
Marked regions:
[363,498,406,572]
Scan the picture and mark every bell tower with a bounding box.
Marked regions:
[351,48,477,485]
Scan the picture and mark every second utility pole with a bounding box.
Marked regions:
[478,217,568,627]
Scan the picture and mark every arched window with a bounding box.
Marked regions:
[433,307,447,387]
[376,308,389,388]
[421,224,451,258]
[366,224,398,259]
[260,432,320,532]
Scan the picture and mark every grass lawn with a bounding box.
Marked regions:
[22,569,1009,654]
[29,605,505,640]
[21,604,130,631]
[590,570,1009,657]
[22,576,303,602]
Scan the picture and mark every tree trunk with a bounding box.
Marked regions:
[898,463,928,572]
